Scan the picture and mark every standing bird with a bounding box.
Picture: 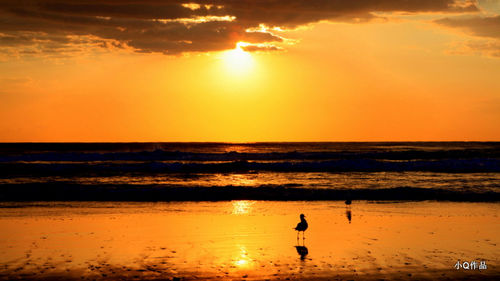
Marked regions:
[294,214,308,239]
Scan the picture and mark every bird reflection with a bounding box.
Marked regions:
[346,208,352,224]
[345,197,352,224]
[295,239,309,260]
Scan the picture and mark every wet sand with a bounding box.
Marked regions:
[0,201,498,280]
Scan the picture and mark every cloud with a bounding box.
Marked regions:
[446,39,500,58]
[462,40,500,57]
[0,32,121,60]
[0,0,480,56]
[435,15,500,58]
[435,15,500,39]
[240,44,283,52]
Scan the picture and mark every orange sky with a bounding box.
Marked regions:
[0,0,499,142]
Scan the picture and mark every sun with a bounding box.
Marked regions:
[221,42,254,74]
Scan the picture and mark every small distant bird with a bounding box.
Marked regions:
[345,199,352,206]
[294,214,308,239]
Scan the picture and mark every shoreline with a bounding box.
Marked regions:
[1,183,499,202]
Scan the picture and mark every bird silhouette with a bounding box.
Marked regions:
[345,198,352,205]
[294,214,308,239]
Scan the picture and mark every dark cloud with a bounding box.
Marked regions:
[0,0,480,56]
[209,0,478,28]
[240,44,283,52]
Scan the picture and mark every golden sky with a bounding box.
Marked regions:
[1,0,499,142]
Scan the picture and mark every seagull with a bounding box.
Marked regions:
[294,214,308,239]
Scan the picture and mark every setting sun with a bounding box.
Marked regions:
[221,43,254,75]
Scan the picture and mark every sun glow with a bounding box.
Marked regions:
[231,200,255,215]
[221,43,254,74]
[232,245,254,269]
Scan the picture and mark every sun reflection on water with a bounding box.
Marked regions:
[231,200,255,215]
[215,173,258,187]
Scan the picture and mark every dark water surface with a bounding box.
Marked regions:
[0,142,499,201]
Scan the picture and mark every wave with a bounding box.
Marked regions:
[0,158,499,176]
[1,148,500,163]
[0,183,498,202]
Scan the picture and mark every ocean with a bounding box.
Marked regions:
[0,142,499,201]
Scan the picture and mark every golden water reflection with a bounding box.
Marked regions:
[216,173,258,186]
[231,200,255,215]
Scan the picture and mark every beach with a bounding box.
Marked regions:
[0,142,499,280]
[0,200,498,280]
[2,0,500,277]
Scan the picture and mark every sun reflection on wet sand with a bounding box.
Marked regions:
[233,245,255,269]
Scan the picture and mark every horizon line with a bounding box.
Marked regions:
[1,141,499,144]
